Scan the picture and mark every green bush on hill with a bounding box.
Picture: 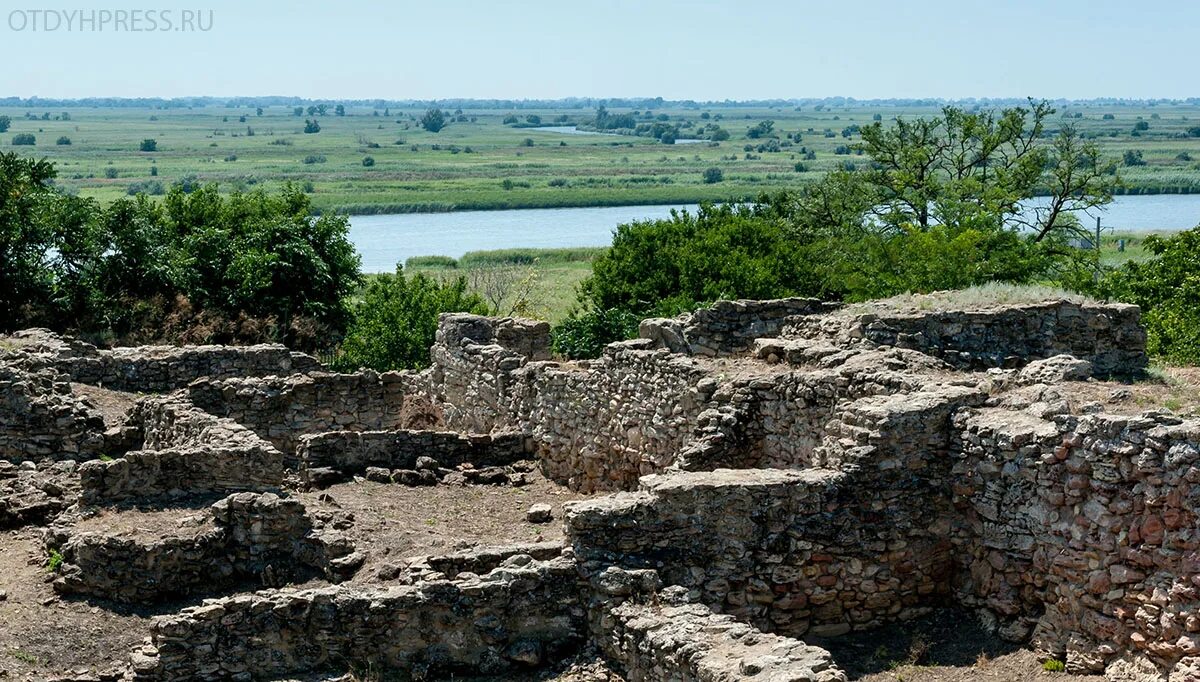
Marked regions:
[0,152,360,349]
[1093,227,1200,364]
[332,267,488,371]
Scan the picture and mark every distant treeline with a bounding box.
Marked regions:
[5,96,1200,110]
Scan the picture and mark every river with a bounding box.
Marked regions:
[349,194,1200,273]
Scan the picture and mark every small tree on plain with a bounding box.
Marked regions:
[421,108,446,133]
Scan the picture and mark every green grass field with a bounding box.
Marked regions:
[7,101,1200,215]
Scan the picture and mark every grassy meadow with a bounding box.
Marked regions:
[7,101,1200,215]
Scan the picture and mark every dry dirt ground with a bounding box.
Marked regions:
[295,471,590,581]
[0,468,593,681]
[70,383,141,428]
[814,609,1102,682]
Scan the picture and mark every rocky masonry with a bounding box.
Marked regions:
[2,293,1198,682]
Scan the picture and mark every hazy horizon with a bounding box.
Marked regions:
[3,0,1197,101]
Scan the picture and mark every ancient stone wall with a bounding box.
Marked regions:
[296,428,527,484]
[599,597,847,682]
[74,395,286,503]
[47,492,354,603]
[432,326,717,491]
[79,445,282,504]
[639,297,832,356]
[783,301,1147,376]
[0,360,105,462]
[951,407,1200,678]
[186,370,424,456]
[568,466,956,639]
[4,328,321,392]
[133,554,584,681]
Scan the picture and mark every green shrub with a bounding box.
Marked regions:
[47,549,63,573]
[56,136,71,145]
[1042,659,1066,673]
[579,203,822,315]
[104,167,119,179]
[12,133,35,145]
[1093,227,1200,364]
[405,255,458,269]
[702,167,724,184]
[362,156,375,167]
[332,267,487,371]
[127,180,165,196]
[139,138,157,152]
[551,307,640,359]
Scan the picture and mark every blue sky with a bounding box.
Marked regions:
[2,0,1195,100]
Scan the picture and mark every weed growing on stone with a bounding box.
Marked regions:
[47,549,63,573]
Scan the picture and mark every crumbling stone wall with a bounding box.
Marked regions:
[432,328,718,491]
[75,395,286,503]
[951,407,1200,678]
[639,297,831,356]
[4,328,321,392]
[132,554,585,681]
[600,597,847,682]
[79,445,282,504]
[187,370,424,456]
[568,466,957,639]
[47,492,354,603]
[0,360,105,462]
[784,301,1147,376]
[297,428,527,483]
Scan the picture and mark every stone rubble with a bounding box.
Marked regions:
[4,293,1196,682]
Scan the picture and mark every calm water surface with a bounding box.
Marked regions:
[350,195,1200,273]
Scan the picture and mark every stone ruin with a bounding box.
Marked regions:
[1,293,1198,681]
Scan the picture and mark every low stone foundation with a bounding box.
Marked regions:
[76,395,286,503]
[0,360,105,462]
[79,445,283,504]
[187,370,429,456]
[296,428,528,485]
[784,300,1147,376]
[132,553,585,681]
[3,328,322,392]
[46,492,357,603]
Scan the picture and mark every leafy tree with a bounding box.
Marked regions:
[1123,149,1145,166]
[551,307,640,359]
[579,203,821,315]
[855,100,1115,242]
[0,154,58,329]
[293,107,303,117]
[332,267,488,370]
[420,108,447,133]
[139,139,157,152]
[0,116,10,132]
[1093,228,1200,363]
[1133,120,1149,132]
[702,167,724,184]
[12,134,35,145]
[335,104,346,116]
[746,120,775,139]
[303,119,321,134]
[525,114,542,125]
